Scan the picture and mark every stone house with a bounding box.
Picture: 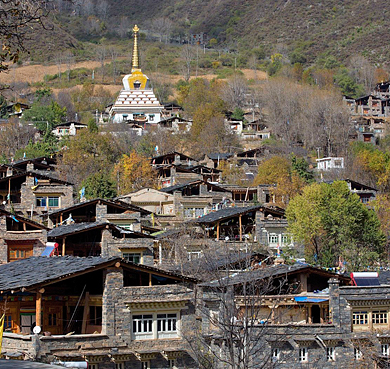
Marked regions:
[51,121,88,137]
[0,256,198,369]
[0,209,48,264]
[160,180,232,221]
[0,170,73,220]
[199,263,390,368]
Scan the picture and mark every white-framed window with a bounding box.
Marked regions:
[141,361,150,369]
[168,359,177,369]
[157,313,177,338]
[361,197,370,204]
[132,314,153,339]
[149,114,155,122]
[382,343,390,357]
[373,311,388,324]
[281,235,289,244]
[326,347,335,361]
[122,252,142,264]
[272,348,280,362]
[352,311,368,325]
[269,234,279,244]
[132,312,179,340]
[354,347,363,360]
[299,347,308,362]
[89,364,99,369]
[187,251,202,261]
[115,363,124,369]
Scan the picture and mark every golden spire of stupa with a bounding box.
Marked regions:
[131,25,140,72]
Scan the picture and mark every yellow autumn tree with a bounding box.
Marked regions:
[113,151,155,195]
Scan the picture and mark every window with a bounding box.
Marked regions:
[141,361,150,369]
[272,348,280,362]
[361,197,370,204]
[373,311,388,324]
[4,315,12,329]
[326,347,335,361]
[354,348,363,360]
[8,245,33,262]
[48,313,57,326]
[36,197,47,207]
[115,364,124,369]
[168,359,177,369]
[149,114,155,122]
[353,311,368,325]
[184,208,193,218]
[132,312,179,340]
[89,365,99,369]
[122,253,141,264]
[133,314,153,339]
[194,208,205,218]
[157,313,177,333]
[382,344,390,357]
[299,347,308,362]
[36,196,60,208]
[187,251,202,261]
[281,235,289,244]
[48,197,59,207]
[89,306,102,325]
[269,234,279,244]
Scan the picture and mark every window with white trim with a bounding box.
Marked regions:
[272,348,280,362]
[268,234,279,244]
[89,364,99,369]
[132,314,153,339]
[373,311,388,324]
[352,311,368,325]
[115,363,124,369]
[382,344,390,357]
[354,347,363,360]
[132,312,179,340]
[326,347,335,361]
[299,347,308,362]
[157,313,177,338]
[141,361,150,369]
[168,359,177,369]
[36,196,60,208]
[122,252,142,264]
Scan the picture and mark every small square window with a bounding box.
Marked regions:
[122,253,141,264]
[354,347,363,360]
[326,347,335,361]
[36,197,47,207]
[382,344,389,357]
[299,347,308,362]
[48,197,59,207]
[141,361,150,369]
[272,348,280,362]
[168,359,177,369]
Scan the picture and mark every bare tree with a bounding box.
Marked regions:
[96,46,107,83]
[116,16,129,38]
[222,74,249,110]
[180,44,194,83]
[109,47,119,84]
[349,55,376,94]
[96,0,109,20]
[63,51,75,82]
[0,0,47,74]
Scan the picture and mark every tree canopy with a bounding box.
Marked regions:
[286,181,386,270]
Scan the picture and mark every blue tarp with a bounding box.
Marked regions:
[294,296,329,303]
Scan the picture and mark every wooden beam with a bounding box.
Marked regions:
[239,214,242,242]
[216,222,220,240]
[149,273,152,286]
[36,291,42,328]
[62,238,66,256]
[81,292,90,334]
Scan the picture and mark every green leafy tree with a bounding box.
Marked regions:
[22,101,67,131]
[15,131,59,159]
[286,181,385,270]
[291,155,314,183]
[82,172,117,200]
[334,68,365,98]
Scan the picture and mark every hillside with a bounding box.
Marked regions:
[60,0,390,64]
